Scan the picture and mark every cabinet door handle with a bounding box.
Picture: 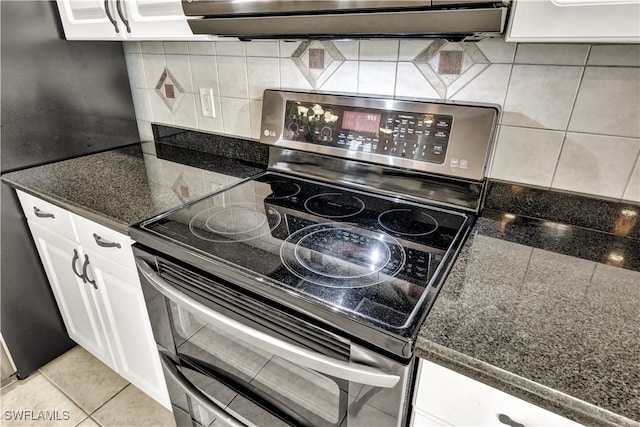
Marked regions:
[34,207,55,219]
[82,255,98,290]
[104,0,119,33]
[498,414,525,427]
[71,249,85,283]
[93,233,121,249]
[115,0,131,33]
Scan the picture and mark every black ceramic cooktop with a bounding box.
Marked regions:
[139,172,470,332]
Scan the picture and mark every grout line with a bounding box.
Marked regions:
[549,131,568,188]
[564,49,589,133]
[620,149,640,200]
[37,369,91,418]
[89,384,131,418]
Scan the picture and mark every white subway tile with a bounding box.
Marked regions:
[515,44,589,66]
[503,65,582,130]
[163,42,189,55]
[333,41,359,60]
[279,59,313,91]
[394,63,439,100]
[174,94,198,130]
[220,97,252,138]
[552,133,640,199]
[216,56,248,98]
[247,57,280,100]
[490,126,564,187]
[279,41,301,57]
[359,40,399,61]
[166,54,193,93]
[215,40,246,56]
[399,40,432,61]
[476,37,516,63]
[319,61,359,94]
[622,158,640,202]
[188,41,216,56]
[141,54,167,90]
[569,67,640,139]
[449,64,511,106]
[190,55,219,96]
[125,53,147,89]
[148,91,175,125]
[140,41,164,55]
[130,88,152,122]
[123,41,141,54]
[246,41,279,57]
[358,62,396,96]
[588,45,640,67]
[250,100,263,140]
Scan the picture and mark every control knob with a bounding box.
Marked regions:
[320,127,332,139]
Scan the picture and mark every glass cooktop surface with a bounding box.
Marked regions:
[139,171,470,333]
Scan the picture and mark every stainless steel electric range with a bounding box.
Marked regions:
[131,90,499,427]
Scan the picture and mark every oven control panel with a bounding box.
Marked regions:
[261,90,499,181]
[283,101,453,164]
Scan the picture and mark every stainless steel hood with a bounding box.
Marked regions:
[182,0,510,41]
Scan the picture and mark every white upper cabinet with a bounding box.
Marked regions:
[507,0,640,42]
[56,0,214,40]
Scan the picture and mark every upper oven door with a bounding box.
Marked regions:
[182,1,430,16]
[136,255,409,427]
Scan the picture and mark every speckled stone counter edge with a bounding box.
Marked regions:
[415,340,639,427]
[2,178,134,235]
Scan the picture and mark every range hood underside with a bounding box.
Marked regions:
[186,7,508,41]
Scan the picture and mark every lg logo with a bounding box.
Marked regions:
[263,129,276,137]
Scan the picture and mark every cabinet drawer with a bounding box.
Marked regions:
[73,214,135,271]
[16,190,77,240]
[414,360,582,427]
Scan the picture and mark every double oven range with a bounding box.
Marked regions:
[131,90,498,427]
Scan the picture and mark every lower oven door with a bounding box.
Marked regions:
[135,253,412,427]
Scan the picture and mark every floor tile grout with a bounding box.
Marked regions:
[89,383,131,418]
[37,368,92,418]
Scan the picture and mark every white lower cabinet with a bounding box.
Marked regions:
[16,190,170,409]
[412,359,583,427]
[28,222,115,370]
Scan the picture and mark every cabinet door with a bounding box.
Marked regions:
[118,0,211,40]
[27,222,113,367]
[55,0,123,40]
[83,249,170,409]
[507,0,640,42]
[413,359,583,427]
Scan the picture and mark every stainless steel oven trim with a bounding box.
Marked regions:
[261,90,499,182]
[137,259,401,389]
[159,352,248,427]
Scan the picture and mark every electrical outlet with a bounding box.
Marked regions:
[199,88,215,118]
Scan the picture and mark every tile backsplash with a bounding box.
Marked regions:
[123,39,640,203]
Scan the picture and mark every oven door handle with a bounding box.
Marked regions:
[137,259,401,388]
[159,352,248,427]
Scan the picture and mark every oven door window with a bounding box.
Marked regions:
[168,301,347,427]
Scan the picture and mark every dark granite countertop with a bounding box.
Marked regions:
[1,143,265,235]
[2,128,638,426]
[417,209,640,426]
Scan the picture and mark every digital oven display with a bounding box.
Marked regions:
[342,111,381,134]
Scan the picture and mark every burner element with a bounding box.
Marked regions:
[378,209,438,236]
[263,180,301,199]
[304,193,365,218]
[189,203,281,243]
[281,223,405,288]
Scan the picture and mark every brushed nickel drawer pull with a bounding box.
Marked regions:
[34,207,55,219]
[498,413,525,427]
[93,233,121,249]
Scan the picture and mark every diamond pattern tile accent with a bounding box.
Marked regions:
[155,67,184,112]
[291,41,346,89]
[412,40,490,98]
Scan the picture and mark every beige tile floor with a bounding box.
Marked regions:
[0,346,176,427]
